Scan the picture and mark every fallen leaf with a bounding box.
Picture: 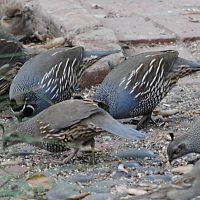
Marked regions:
[68,192,90,200]
[127,188,147,195]
[26,174,52,190]
[118,164,129,173]
[115,186,147,196]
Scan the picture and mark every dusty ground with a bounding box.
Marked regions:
[0,41,199,200]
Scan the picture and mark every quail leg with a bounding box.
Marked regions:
[136,113,156,130]
[62,148,79,164]
[89,138,96,165]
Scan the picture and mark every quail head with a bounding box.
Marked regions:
[0,30,29,95]
[9,46,120,120]
[167,118,200,163]
[3,99,145,163]
[95,50,200,129]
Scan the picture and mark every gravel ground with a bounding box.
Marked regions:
[0,41,200,200]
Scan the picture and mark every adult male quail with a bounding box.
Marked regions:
[9,46,120,120]
[2,99,145,163]
[167,117,200,163]
[95,50,200,129]
[0,30,28,95]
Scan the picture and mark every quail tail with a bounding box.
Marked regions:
[83,49,121,59]
[175,57,200,69]
[90,113,145,140]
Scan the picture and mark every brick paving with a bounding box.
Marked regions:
[34,0,200,52]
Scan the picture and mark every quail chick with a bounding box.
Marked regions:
[167,117,200,163]
[9,46,120,120]
[0,29,29,95]
[2,99,145,164]
[95,50,200,129]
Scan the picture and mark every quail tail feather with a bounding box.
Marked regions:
[175,57,200,69]
[89,113,145,140]
[83,49,121,58]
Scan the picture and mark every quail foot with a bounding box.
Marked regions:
[95,50,200,129]
[2,99,145,164]
[9,46,120,120]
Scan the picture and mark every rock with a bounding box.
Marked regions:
[80,60,111,89]
[85,186,110,193]
[84,193,117,200]
[116,148,155,160]
[141,174,172,182]
[71,174,94,183]
[46,182,82,200]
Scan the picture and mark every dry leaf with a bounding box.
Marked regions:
[68,192,90,200]
[118,164,129,173]
[127,188,147,195]
[26,174,51,189]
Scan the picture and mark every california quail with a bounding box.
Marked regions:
[2,99,145,163]
[9,46,120,120]
[0,30,28,95]
[167,118,200,163]
[95,50,200,129]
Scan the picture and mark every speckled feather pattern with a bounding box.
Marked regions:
[95,50,200,119]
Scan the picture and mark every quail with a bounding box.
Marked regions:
[167,117,200,163]
[2,99,145,163]
[95,50,200,129]
[0,29,29,95]
[0,0,53,41]
[9,46,120,120]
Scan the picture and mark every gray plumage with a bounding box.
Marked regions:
[3,99,145,163]
[167,117,200,163]
[95,50,200,128]
[9,46,120,120]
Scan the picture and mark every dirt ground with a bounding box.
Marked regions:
[0,41,200,199]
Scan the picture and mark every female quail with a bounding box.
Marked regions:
[3,99,145,163]
[167,117,200,163]
[9,46,119,120]
[95,50,200,129]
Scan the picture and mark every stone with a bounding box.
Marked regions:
[80,60,111,89]
[116,148,155,160]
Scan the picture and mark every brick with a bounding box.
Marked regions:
[37,0,102,37]
[151,15,200,42]
[73,27,121,51]
[102,16,176,44]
